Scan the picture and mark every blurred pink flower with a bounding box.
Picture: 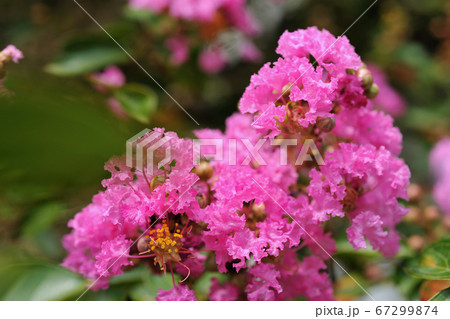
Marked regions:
[239,40,262,63]
[129,0,170,12]
[198,46,227,74]
[430,137,450,215]
[1,45,23,63]
[91,66,126,92]
[368,64,406,117]
[166,36,190,65]
[107,98,128,119]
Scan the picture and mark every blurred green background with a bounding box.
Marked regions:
[0,0,449,300]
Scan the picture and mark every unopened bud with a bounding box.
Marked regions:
[137,236,151,253]
[151,176,165,191]
[357,67,373,89]
[316,117,335,132]
[424,205,440,222]
[407,183,423,202]
[407,235,425,251]
[251,202,267,222]
[194,161,213,181]
[196,193,208,208]
[281,83,292,96]
[366,83,379,99]
[404,206,421,223]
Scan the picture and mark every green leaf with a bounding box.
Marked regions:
[114,83,158,123]
[129,272,175,301]
[0,261,86,300]
[21,202,65,237]
[406,239,450,280]
[429,287,450,301]
[45,46,128,76]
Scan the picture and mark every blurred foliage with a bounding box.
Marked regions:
[406,239,450,280]
[0,0,449,300]
[430,287,450,301]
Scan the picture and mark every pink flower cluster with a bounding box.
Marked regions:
[63,129,202,290]
[1,45,23,64]
[129,0,265,73]
[429,138,450,215]
[63,27,410,301]
[0,45,23,93]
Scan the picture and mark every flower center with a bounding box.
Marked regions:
[145,220,184,271]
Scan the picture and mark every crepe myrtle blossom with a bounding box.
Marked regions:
[333,107,403,156]
[239,27,383,137]
[63,27,411,301]
[63,126,335,300]
[63,129,204,290]
[0,45,23,92]
[0,45,23,64]
[209,277,240,301]
[246,250,334,301]
[194,113,298,191]
[307,143,410,257]
[429,137,450,215]
[90,66,126,92]
[166,36,190,66]
[156,285,197,301]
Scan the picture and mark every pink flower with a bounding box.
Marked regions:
[194,113,297,191]
[239,40,262,63]
[346,211,387,251]
[1,45,24,63]
[276,27,361,74]
[200,163,302,272]
[239,27,380,138]
[276,251,334,300]
[156,285,197,301]
[239,56,338,137]
[95,235,134,277]
[430,138,450,215]
[198,46,227,74]
[175,252,206,278]
[368,64,406,117]
[62,129,202,289]
[62,26,412,300]
[429,137,450,178]
[246,263,282,301]
[169,0,222,22]
[166,36,190,65]
[129,0,170,12]
[308,143,410,257]
[209,278,240,301]
[91,66,126,92]
[333,107,403,156]
[335,73,367,109]
[223,0,260,36]
[107,98,128,118]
